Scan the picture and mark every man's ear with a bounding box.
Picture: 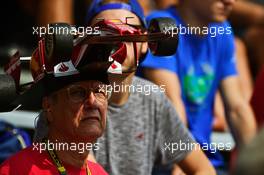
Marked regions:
[141,32,148,55]
[141,41,148,55]
[42,97,53,122]
[141,31,148,55]
[138,41,148,64]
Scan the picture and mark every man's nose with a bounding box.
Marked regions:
[84,92,96,106]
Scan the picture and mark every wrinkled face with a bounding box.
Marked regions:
[91,9,148,74]
[189,0,236,23]
[43,80,108,142]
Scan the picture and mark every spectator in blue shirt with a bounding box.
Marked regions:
[139,0,256,174]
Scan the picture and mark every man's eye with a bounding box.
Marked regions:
[95,88,107,96]
[98,89,106,94]
[69,88,86,98]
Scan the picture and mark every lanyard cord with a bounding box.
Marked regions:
[43,138,91,175]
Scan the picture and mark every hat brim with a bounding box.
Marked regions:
[11,63,110,110]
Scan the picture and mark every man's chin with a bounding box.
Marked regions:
[75,122,103,138]
[83,125,104,137]
[76,131,103,143]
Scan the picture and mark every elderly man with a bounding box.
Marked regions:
[0,43,110,175]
